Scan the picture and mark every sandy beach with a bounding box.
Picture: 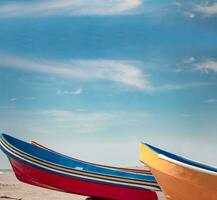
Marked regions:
[0,171,164,200]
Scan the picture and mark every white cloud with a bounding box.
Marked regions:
[34,110,151,135]
[0,0,142,17]
[183,57,196,64]
[0,53,150,90]
[151,82,214,92]
[1,53,214,93]
[194,59,217,73]
[173,2,182,7]
[206,98,217,103]
[172,57,196,73]
[39,110,111,122]
[183,11,195,18]
[9,97,36,102]
[181,113,191,118]
[10,98,17,102]
[77,108,88,112]
[174,69,182,73]
[195,2,217,16]
[173,68,183,73]
[57,88,83,95]
[24,97,36,101]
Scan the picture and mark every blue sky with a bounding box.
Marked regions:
[0,0,217,169]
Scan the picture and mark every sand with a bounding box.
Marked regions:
[0,172,165,200]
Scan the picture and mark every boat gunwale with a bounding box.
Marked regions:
[158,154,217,176]
[143,143,217,175]
[31,140,151,174]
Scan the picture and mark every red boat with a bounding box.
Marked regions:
[0,134,160,200]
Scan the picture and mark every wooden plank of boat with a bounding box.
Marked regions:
[0,134,160,200]
[31,140,151,175]
[139,143,217,200]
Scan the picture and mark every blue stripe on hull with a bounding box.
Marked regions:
[0,134,160,191]
[1,134,155,182]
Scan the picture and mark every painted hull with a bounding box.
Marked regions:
[0,134,160,200]
[139,143,217,200]
[31,140,152,175]
[9,158,157,200]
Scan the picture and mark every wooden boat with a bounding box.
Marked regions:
[139,143,217,200]
[0,134,160,200]
[31,140,152,175]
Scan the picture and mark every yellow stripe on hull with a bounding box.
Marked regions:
[139,144,217,200]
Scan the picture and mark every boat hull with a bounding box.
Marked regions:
[0,134,159,200]
[9,157,158,200]
[139,144,217,200]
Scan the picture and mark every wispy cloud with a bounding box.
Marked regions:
[0,53,214,92]
[173,68,183,73]
[39,110,111,122]
[0,53,150,90]
[206,98,217,103]
[195,2,217,17]
[183,11,195,18]
[173,57,196,72]
[0,0,141,17]
[172,2,196,19]
[181,113,191,118]
[183,57,196,64]
[173,2,217,19]
[57,88,83,95]
[24,97,36,101]
[77,108,88,112]
[194,59,217,73]
[173,2,182,7]
[10,98,17,102]
[151,82,214,92]
[33,109,151,134]
[9,97,36,102]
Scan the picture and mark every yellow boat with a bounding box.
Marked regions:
[139,143,217,200]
